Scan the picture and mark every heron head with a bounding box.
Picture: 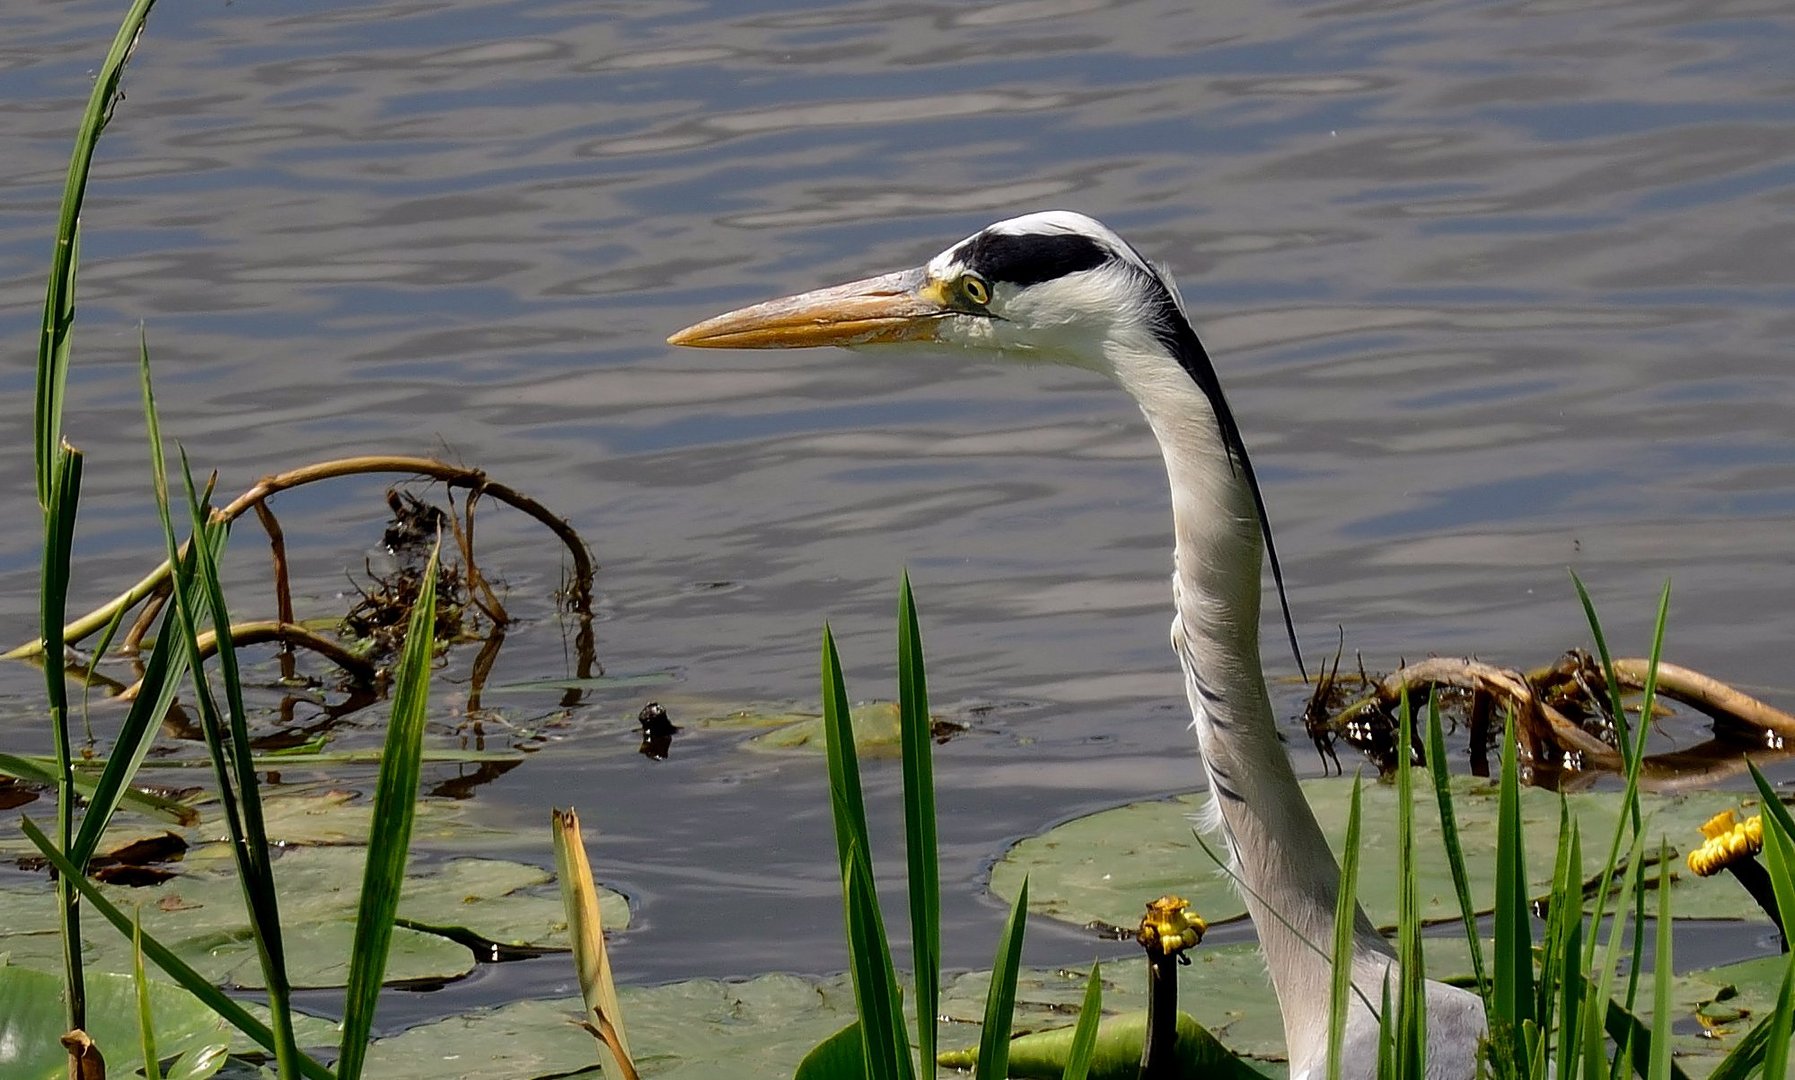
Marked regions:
[667,210,1184,376]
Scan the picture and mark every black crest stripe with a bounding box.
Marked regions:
[955,231,1108,287]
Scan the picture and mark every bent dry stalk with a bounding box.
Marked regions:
[6,454,597,663]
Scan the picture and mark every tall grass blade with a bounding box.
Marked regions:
[1328,773,1364,1080]
[1647,842,1672,1080]
[43,444,86,1030]
[554,808,632,1067]
[0,751,193,825]
[336,540,439,1080]
[1394,692,1426,1080]
[1536,803,1580,1079]
[1756,803,1795,1080]
[1761,807,1795,965]
[141,342,301,1078]
[1749,760,1795,858]
[823,627,914,1080]
[1060,960,1103,1080]
[1570,572,1630,761]
[70,596,193,865]
[821,626,874,888]
[1583,833,1645,1080]
[896,573,940,1073]
[17,816,335,1080]
[135,909,162,1080]
[36,0,158,506]
[1492,708,1534,1036]
[974,877,1029,1080]
[842,838,913,1080]
[1765,955,1795,1080]
[1423,691,1486,999]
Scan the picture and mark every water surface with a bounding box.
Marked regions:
[3,0,1794,1033]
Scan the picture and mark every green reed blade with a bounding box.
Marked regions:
[1394,692,1426,1080]
[42,445,86,1030]
[1534,801,1577,1074]
[1492,708,1533,1034]
[1060,959,1103,1080]
[18,815,334,1080]
[1762,952,1795,1080]
[134,909,162,1080]
[823,627,914,1080]
[0,752,191,826]
[1570,572,1629,755]
[36,0,159,506]
[842,837,912,1080]
[1584,832,1644,1079]
[1550,825,1585,1080]
[1647,841,1672,1080]
[1327,772,1364,1080]
[71,600,194,864]
[896,573,940,1072]
[1762,810,1795,962]
[975,876,1028,1080]
[141,341,300,1078]
[337,539,439,1080]
[1749,760,1795,860]
[1423,690,1486,1000]
[822,625,874,887]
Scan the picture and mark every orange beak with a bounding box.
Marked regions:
[667,268,951,349]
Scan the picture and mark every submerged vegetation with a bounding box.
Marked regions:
[6,4,1795,1080]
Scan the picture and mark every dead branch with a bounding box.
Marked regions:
[1333,657,1623,769]
[7,455,594,660]
[115,620,376,700]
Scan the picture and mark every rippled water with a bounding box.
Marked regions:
[4,0,1795,1031]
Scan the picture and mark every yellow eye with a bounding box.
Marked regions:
[959,274,990,306]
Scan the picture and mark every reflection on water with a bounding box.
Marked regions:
[3,0,1795,1024]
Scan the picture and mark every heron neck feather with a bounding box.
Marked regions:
[1111,339,1392,1066]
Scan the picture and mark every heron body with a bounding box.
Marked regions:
[670,211,1486,1077]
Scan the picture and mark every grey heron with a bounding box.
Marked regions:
[668,211,1486,1078]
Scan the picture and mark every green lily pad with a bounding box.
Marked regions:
[357,951,1305,1079]
[0,847,627,990]
[1670,952,1795,1072]
[1,789,523,861]
[991,777,1758,932]
[362,973,863,1079]
[748,701,902,752]
[0,962,234,1079]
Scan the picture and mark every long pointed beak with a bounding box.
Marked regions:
[667,268,950,349]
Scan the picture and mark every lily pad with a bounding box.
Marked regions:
[747,701,902,752]
[362,973,863,1079]
[0,847,628,990]
[0,963,236,1079]
[991,777,1759,932]
[1670,952,1795,1072]
[1,789,523,860]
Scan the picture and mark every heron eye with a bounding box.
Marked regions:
[959,274,990,306]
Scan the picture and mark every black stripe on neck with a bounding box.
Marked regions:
[1133,264,1307,680]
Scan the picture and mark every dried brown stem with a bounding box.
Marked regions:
[7,455,595,660]
[252,499,296,682]
[1334,657,1623,769]
[1610,659,1795,741]
[121,583,170,654]
[451,488,509,625]
[116,620,375,700]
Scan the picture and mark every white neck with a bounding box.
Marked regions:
[1108,338,1392,1067]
